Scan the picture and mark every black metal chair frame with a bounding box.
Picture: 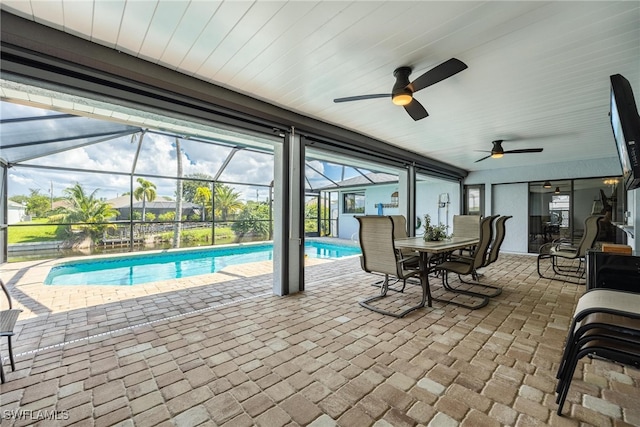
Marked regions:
[537,215,603,284]
[1,279,22,383]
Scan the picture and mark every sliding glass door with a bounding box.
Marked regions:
[528,177,625,253]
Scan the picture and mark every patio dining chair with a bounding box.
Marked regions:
[357,215,430,318]
[432,215,495,309]
[452,214,481,256]
[483,215,512,269]
[1,279,22,383]
[537,215,603,284]
[454,215,509,296]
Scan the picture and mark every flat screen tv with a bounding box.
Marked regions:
[609,74,640,191]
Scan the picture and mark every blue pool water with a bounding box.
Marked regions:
[45,241,361,286]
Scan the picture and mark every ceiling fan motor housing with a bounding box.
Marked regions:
[392,67,413,103]
[491,140,505,155]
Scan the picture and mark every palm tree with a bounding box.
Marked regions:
[215,184,243,221]
[51,183,118,239]
[134,177,157,221]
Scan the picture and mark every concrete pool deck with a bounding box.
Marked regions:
[1,253,639,426]
[0,255,333,321]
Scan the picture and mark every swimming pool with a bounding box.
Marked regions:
[44,240,361,286]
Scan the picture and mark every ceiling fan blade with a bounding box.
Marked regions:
[403,99,429,121]
[333,94,390,103]
[504,148,544,154]
[475,154,493,163]
[409,58,468,93]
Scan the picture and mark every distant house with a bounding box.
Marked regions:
[107,196,198,220]
[7,200,26,224]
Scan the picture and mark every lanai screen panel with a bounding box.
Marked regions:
[20,133,142,174]
[216,149,274,188]
[0,101,140,164]
[177,138,236,179]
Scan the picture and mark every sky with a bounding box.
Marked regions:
[2,101,374,203]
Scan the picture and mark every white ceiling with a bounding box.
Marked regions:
[1,1,639,173]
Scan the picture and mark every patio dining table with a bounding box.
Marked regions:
[395,236,481,308]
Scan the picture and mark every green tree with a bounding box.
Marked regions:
[193,186,212,221]
[181,173,213,202]
[25,189,50,218]
[51,183,118,239]
[215,184,243,221]
[133,177,157,221]
[232,202,270,240]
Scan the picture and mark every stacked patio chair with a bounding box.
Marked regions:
[1,279,22,383]
[537,215,603,284]
[555,288,640,416]
[356,215,430,318]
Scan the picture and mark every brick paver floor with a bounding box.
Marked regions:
[0,253,638,426]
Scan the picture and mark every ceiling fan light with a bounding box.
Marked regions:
[392,93,413,106]
[491,152,504,159]
[543,181,551,188]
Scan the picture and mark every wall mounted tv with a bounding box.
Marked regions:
[609,73,640,191]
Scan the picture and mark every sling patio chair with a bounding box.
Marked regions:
[554,289,640,415]
[555,289,640,385]
[356,215,430,318]
[452,214,481,256]
[537,215,603,284]
[455,215,509,296]
[1,278,22,383]
[483,215,512,270]
[432,216,495,309]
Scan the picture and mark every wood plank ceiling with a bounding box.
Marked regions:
[1,1,639,172]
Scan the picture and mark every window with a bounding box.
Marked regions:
[343,192,365,214]
[464,185,484,216]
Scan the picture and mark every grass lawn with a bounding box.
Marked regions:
[8,219,66,244]
[157,226,235,244]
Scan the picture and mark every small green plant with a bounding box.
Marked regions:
[423,214,449,241]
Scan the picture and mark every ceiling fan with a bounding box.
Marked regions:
[333,58,467,121]
[475,140,543,163]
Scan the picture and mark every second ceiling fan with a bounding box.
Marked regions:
[475,140,543,163]
[333,58,468,121]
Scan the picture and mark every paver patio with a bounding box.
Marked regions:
[0,253,638,426]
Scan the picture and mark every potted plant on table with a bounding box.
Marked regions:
[423,214,449,241]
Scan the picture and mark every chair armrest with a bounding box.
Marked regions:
[448,254,474,264]
[398,254,421,266]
